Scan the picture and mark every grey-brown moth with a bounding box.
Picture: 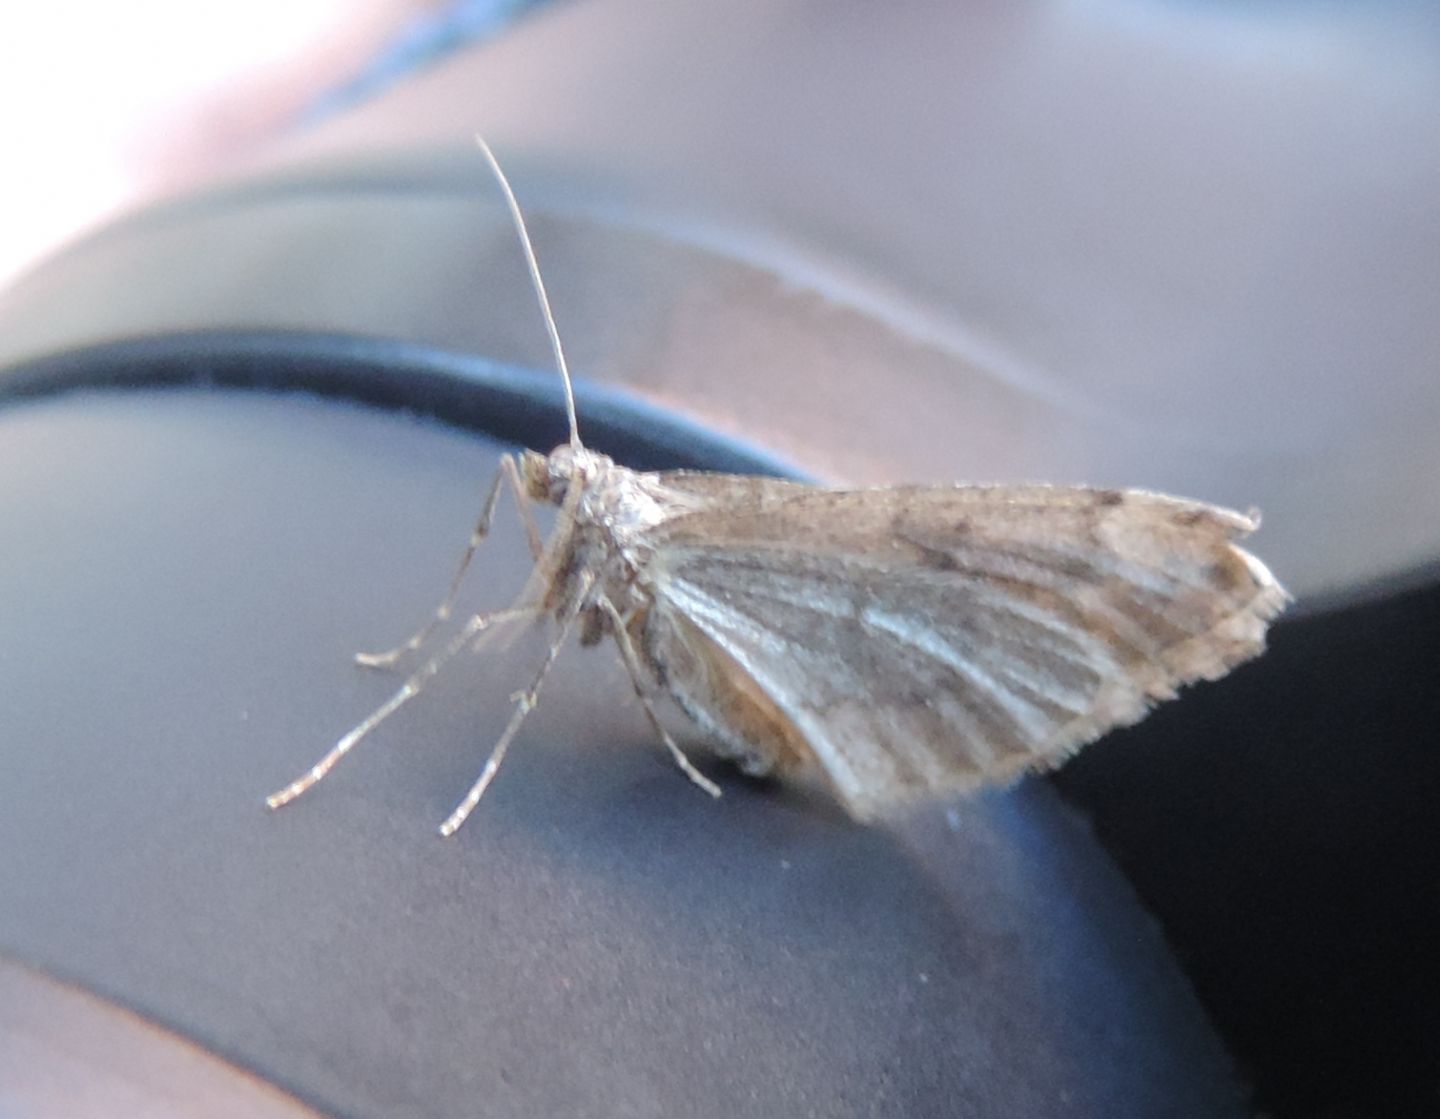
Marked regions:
[267,139,1288,835]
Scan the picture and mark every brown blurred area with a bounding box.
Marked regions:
[0,0,437,286]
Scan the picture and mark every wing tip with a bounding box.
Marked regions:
[1044,550,1289,761]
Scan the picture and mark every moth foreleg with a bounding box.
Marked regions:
[267,605,539,812]
[437,573,593,836]
[356,455,541,669]
[597,597,722,802]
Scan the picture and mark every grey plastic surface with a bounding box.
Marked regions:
[0,388,1246,1118]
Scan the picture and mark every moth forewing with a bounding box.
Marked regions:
[265,136,1288,834]
[630,479,1287,821]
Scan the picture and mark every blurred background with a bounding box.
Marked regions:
[0,1,535,286]
[3,0,1438,601]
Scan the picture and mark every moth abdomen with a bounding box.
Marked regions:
[643,604,815,782]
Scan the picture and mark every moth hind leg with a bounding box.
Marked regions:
[596,597,722,800]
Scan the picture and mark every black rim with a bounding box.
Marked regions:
[0,328,808,478]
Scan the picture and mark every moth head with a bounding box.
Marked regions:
[521,444,610,504]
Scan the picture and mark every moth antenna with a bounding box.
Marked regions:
[475,134,582,450]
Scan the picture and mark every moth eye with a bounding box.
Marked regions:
[519,452,551,500]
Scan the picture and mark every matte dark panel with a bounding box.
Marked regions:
[0,386,1245,1119]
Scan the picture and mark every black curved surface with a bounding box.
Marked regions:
[0,330,806,479]
[0,352,1247,1119]
[1055,580,1440,1119]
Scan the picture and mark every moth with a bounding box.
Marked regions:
[267,139,1288,836]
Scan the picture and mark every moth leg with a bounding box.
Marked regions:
[356,454,543,670]
[437,575,592,836]
[598,597,723,801]
[267,605,539,811]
